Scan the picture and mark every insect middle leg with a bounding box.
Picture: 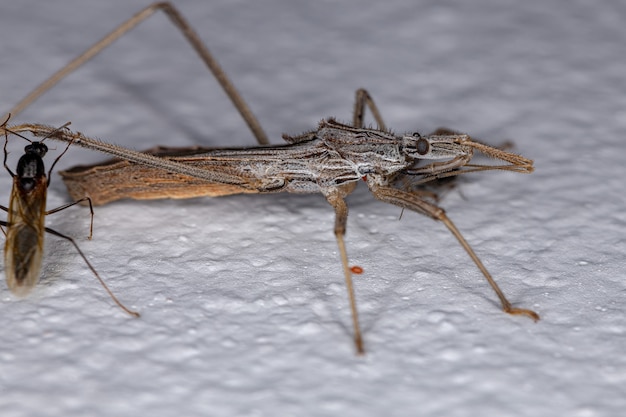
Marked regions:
[322,183,364,355]
[330,89,445,354]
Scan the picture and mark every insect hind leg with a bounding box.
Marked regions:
[42,225,140,317]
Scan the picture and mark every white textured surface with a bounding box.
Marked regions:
[1,1,624,416]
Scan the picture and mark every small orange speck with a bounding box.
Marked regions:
[350,265,364,274]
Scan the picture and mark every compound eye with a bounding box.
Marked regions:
[416,137,430,155]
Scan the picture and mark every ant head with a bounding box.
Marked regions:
[24,142,49,158]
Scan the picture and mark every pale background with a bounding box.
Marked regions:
[0,1,624,416]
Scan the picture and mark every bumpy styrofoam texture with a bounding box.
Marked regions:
[0,1,624,416]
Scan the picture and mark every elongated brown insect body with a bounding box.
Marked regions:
[4,140,48,295]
